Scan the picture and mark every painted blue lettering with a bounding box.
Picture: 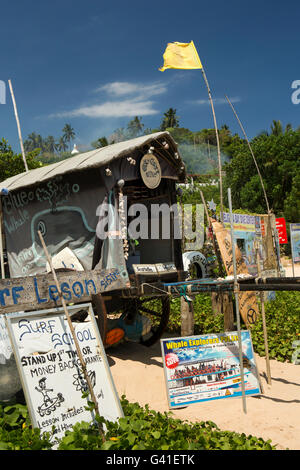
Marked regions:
[72,281,84,298]
[61,282,71,301]
[0,288,10,306]
[34,277,47,303]
[12,286,24,304]
[49,285,59,301]
[84,279,96,295]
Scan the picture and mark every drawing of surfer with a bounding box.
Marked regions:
[35,378,54,406]
[35,378,64,417]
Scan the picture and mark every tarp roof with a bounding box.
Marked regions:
[1,131,185,191]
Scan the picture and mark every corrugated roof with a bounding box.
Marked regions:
[1,131,184,191]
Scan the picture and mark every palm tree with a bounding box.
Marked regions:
[44,135,57,154]
[62,124,75,150]
[160,108,179,131]
[127,116,144,138]
[24,132,44,152]
[270,120,283,136]
[57,136,68,153]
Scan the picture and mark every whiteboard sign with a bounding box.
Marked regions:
[5,303,123,444]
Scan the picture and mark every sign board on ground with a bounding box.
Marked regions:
[161,331,260,409]
[5,303,123,444]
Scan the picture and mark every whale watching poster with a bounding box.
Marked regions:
[161,331,260,409]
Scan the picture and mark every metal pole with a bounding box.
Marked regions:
[228,188,247,414]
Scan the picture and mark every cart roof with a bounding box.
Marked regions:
[1,131,185,191]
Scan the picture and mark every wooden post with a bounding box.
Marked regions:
[181,296,194,337]
[222,292,234,331]
[37,230,105,441]
[8,80,29,172]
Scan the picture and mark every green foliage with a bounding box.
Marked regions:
[0,138,42,182]
[0,402,52,450]
[224,130,300,221]
[0,395,276,450]
[165,291,300,363]
[250,292,300,362]
[57,396,275,450]
[166,295,224,335]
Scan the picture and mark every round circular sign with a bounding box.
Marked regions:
[165,353,179,369]
[140,154,162,189]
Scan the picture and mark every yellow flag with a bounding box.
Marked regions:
[159,41,202,72]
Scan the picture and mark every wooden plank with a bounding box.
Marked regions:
[212,220,260,327]
[0,267,129,314]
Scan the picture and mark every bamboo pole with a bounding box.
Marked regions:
[37,230,105,441]
[200,68,223,222]
[0,200,4,279]
[8,79,29,172]
[228,188,247,414]
[255,242,272,385]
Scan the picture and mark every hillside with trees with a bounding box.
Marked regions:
[1,112,299,224]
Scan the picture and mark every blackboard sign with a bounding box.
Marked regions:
[5,303,123,444]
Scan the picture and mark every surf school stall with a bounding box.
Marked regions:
[0,131,188,349]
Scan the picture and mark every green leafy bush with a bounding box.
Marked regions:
[0,403,52,450]
[166,291,300,363]
[0,397,276,450]
[250,291,300,362]
[58,396,275,450]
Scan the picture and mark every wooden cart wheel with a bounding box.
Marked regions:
[137,296,170,347]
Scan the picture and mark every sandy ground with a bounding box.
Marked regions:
[108,340,300,450]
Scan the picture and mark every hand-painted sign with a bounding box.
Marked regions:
[140,154,162,189]
[212,220,260,326]
[0,267,129,314]
[5,303,123,445]
[161,331,260,409]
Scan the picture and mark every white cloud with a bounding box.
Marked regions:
[95,81,167,98]
[194,96,241,106]
[51,99,159,119]
[49,80,166,119]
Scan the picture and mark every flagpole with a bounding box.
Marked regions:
[200,67,224,223]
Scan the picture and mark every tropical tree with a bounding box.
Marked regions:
[24,132,44,152]
[57,136,68,152]
[127,116,144,138]
[43,135,57,154]
[62,124,75,150]
[160,108,179,130]
[0,138,43,181]
[91,137,109,149]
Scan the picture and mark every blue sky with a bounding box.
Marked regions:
[1,0,300,153]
